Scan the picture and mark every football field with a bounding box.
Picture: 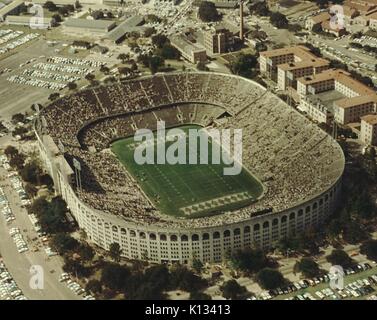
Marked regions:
[111,125,263,218]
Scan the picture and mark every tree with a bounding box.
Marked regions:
[12,126,28,138]
[117,53,130,64]
[100,65,110,74]
[312,24,323,34]
[326,249,354,268]
[58,6,69,16]
[229,54,258,79]
[256,268,286,290]
[270,12,288,29]
[198,1,220,22]
[109,242,122,262]
[67,82,77,90]
[85,73,95,82]
[220,280,248,300]
[192,258,204,274]
[9,152,26,170]
[294,257,321,278]
[230,248,268,274]
[101,263,130,291]
[20,160,43,185]
[92,10,104,20]
[51,233,79,254]
[152,34,169,49]
[43,1,57,11]
[148,55,164,74]
[169,264,207,292]
[248,1,270,16]
[78,243,95,262]
[4,145,18,158]
[196,61,209,71]
[11,113,25,124]
[52,14,62,23]
[48,92,60,101]
[159,44,180,60]
[86,279,102,295]
[24,183,38,198]
[360,240,377,262]
[63,257,91,277]
[343,221,368,244]
[189,291,212,300]
[315,0,329,8]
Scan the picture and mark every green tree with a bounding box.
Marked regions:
[270,12,288,29]
[248,1,270,16]
[256,268,286,290]
[86,279,102,295]
[101,263,130,291]
[326,250,354,268]
[9,152,26,170]
[109,242,122,262]
[52,14,62,23]
[192,257,204,274]
[67,82,77,90]
[11,113,26,124]
[220,280,248,300]
[189,291,212,300]
[78,243,95,262]
[198,1,220,22]
[20,160,43,185]
[51,233,79,254]
[230,54,258,79]
[230,247,268,274]
[24,183,38,198]
[4,145,18,158]
[48,93,60,101]
[152,34,169,49]
[117,53,129,64]
[360,240,377,262]
[43,1,57,11]
[294,257,321,278]
[148,55,164,74]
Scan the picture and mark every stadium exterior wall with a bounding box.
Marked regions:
[35,130,342,265]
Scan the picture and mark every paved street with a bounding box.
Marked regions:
[0,164,81,300]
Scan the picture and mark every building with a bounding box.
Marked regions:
[297,69,377,124]
[321,20,347,37]
[343,0,377,15]
[259,46,329,91]
[63,18,116,35]
[204,26,234,55]
[369,11,377,28]
[5,14,55,28]
[107,15,146,44]
[170,35,207,64]
[305,12,331,30]
[360,114,377,145]
[0,0,24,21]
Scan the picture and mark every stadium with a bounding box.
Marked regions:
[34,72,345,264]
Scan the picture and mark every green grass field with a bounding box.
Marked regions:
[111,125,263,218]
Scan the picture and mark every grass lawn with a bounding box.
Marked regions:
[111,125,263,218]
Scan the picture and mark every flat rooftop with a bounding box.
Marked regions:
[307,90,347,113]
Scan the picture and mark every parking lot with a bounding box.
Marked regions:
[0,143,82,300]
[0,261,27,300]
[264,263,377,300]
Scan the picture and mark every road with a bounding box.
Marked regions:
[0,162,81,300]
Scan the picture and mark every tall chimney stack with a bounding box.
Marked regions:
[240,0,244,41]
